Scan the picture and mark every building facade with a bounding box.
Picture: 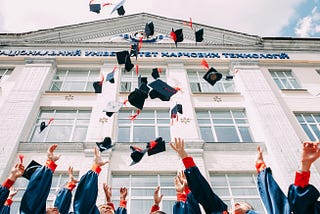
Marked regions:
[0,13,320,213]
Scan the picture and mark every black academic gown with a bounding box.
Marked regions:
[288,183,320,214]
[173,192,201,214]
[20,166,54,214]
[54,187,73,214]
[0,184,10,214]
[257,167,291,214]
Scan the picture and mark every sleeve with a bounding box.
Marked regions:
[288,171,320,214]
[115,201,127,214]
[54,188,72,214]
[20,165,54,214]
[0,183,11,210]
[150,204,159,213]
[183,157,228,214]
[257,167,290,214]
[73,165,101,214]
[185,192,201,214]
[0,205,10,214]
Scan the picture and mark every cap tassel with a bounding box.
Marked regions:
[138,37,143,51]
[183,18,193,30]
[170,31,177,42]
[201,59,209,70]
[19,154,24,164]
[136,64,139,76]
[102,2,112,7]
[99,75,105,85]
[148,141,157,150]
[48,118,54,125]
[129,109,141,121]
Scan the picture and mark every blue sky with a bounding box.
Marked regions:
[0,0,319,38]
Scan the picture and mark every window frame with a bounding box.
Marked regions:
[295,112,320,141]
[269,69,300,89]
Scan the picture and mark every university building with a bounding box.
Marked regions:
[0,13,320,213]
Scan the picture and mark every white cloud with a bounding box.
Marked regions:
[0,0,304,37]
[295,6,320,37]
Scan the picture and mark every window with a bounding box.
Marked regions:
[110,174,176,214]
[120,68,166,92]
[50,69,100,92]
[29,109,91,142]
[317,69,320,76]
[269,70,300,89]
[0,68,13,82]
[188,70,235,93]
[196,110,253,143]
[295,113,320,141]
[117,110,171,142]
[210,173,266,213]
[10,171,79,214]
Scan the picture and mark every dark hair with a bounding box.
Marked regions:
[152,211,166,214]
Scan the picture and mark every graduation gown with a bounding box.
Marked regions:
[54,184,75,214]
[173,192,201,214]
[288,171,320,214]
[257,167,291,214]
[20,160,57,214]
[0,179,12,211]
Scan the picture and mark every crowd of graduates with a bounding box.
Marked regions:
[1,139,320,214]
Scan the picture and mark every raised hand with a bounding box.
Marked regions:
[120,187,128,201]
[68,166,79,184]
[94,147,109,167]
[170,137,188,159]
[153,186,163,206]
[47,144,61,162]
[103,183,112,202]
[301,141,320,171]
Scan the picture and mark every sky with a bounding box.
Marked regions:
[0,0,319,37]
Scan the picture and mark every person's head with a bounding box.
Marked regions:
[46,207,60,214]
[151,211,166,214]
[98,203,115,214]
[232,201,254,214]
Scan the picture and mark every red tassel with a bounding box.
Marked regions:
[19,154,24,164]
[174,87,181,92]
[158,68,162,73]
[89,0,94,4]
[99,75,105,85]
[189,17,193,29]
[102,2,112,7]
[48,118,54,125]
[129,109,141,121]
[123,99,128,105]
[170,31,177,42]
[148,141,157,149]
[136,64,139,76]
[138,37,143,51]
[201,59,209,70]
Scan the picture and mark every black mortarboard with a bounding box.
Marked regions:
[93,81,103,93]
[103,101,123,117]
[203,67,223,86]
[89,4,101,14]
[195,28,204,43]
[128,87,148,110]
[116,51,129,65]
[138,75,148,88]
[130,43,139,60]
[151,68,160,79]
[111,0,126,16]
[145,22,154,37]
[225,75,234,80]
[171,28,184,47]
[22,160,42,180]
[147,137,166,156]
[148,79,177,101]
[171,104,183,119]
[106,71,115,83]
[39,118,54,133]
[125,55,134,72]
[130,146,147,166]
[96,137,113,152]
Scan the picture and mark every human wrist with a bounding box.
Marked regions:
[300,162,311,172]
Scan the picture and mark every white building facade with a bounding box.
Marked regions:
[0,13,320,213]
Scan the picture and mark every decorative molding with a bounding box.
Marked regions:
[213,96,222,102]
[65,94,74,101]
[99,117,108,123]
[180,117,191,124]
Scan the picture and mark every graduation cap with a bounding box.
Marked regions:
[130,43,139,60]
[138,75,148,88]
[170,28,184,47]
[128,84,150,110]
[151,68,160,79]
[130,146,147,166]
[195,28,204,43]
[22,160,42,180]
[145,22,154,37]
[147,137,166,156]
[203,67,223,86]
[89,4,101,13]
[148,79,177,101]
[171,104,183,119]
[103,101,123,117]
[125,55,134,72]
[96,137,113,152]
[39,118,54,133]
[116,51,129,65]
[111,0,126,16]
[106,71,115,84]
[93,81,103,93]
[225,75,234,80]
[89,1,112,14]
